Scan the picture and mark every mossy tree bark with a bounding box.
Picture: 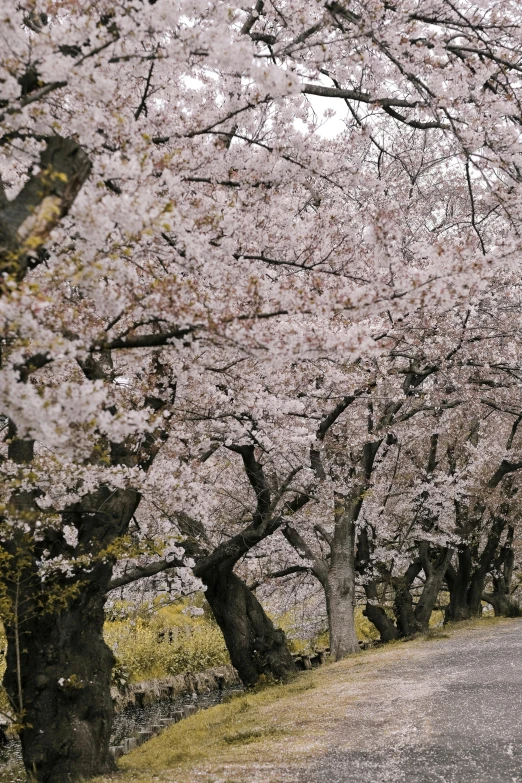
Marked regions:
[2,481,140,783]
[4,568,116,782]
[0,135,91,290]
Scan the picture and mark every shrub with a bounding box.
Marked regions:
[104,600,230,682]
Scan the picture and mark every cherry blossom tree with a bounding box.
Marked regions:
[2,2,522,781]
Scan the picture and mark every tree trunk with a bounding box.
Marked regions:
[327,493,360,659]
[483,591,519,617]
[3,566,115,783]
[363,590,398,643]
[445,548,473,622]
[446,514,508,622]
[326,575,359,659]
[393,560,422,637]
[203,565,297,687]
[0,136,91,286]
[415,547,452,631]
[467,570,487,616]
[393,586,420,637]
[483,529,520,616]
[1,482,140,783]
[467,512,509,616]
[357,528,398,643]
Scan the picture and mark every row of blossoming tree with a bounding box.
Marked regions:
[2,1,522,780]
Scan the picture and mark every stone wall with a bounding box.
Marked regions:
[111,663,240,713]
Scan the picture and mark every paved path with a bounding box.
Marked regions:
[304,621,522,783]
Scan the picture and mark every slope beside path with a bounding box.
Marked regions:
[97,618,522,783]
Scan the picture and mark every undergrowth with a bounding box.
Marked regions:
[105,599,230,683]
[0,624,10,719]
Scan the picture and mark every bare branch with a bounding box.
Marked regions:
[107,557,184,591]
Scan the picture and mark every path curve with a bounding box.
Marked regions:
[304,620,522,783]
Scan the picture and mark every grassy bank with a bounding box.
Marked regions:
[92,615,510,783]
[0,611,504,783]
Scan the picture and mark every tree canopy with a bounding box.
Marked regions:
[2,2,522,781]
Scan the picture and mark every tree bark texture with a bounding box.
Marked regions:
[2,484,139,783]
[357,528,399,642]
[327,493,360,659]
[0,136,91,287]
[415,546,453,631]
[3,570,115,783]
[326,576,359,659]
[203,565,297,687]
[393,560,423,637]
[363,600,398,642]
[445,548,474,622]
[445,510,509,623]
[482,526,520,616]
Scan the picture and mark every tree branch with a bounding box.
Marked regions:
[488,460,522,489]
[0,136,91,291]
[107,557,184,591]
[302,83,423,108]
[226,444,271,525]
[314,523,333,547]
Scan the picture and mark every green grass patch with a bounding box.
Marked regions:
[223,725,282,744]
[423,627,450,641]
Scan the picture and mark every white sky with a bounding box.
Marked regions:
[298,94,349,138]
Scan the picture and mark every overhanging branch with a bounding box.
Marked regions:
[107,557,184,591]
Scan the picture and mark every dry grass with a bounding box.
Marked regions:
[92,615,513,783]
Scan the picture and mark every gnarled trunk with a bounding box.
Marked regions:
[363,596,398,643]
[357,529,398,643]
[446,494,512,623]
[483,528,519,616]
[204,565,297,687]
[3,566,115,783]
[393,560,422,637]
[415,547,453,631]
[483,590,519,617]
[467,570,487,617]
[445,548,474,622]
[1,481,140,783]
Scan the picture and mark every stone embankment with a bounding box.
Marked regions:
[109,664,240,760]
[108,651,334,759]
[111,663,240,713]
[109,704,198,760]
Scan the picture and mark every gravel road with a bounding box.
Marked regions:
[303,620,522,783]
